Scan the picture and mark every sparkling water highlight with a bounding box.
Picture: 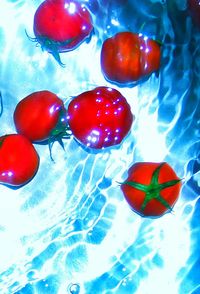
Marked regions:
[0,0,199,293]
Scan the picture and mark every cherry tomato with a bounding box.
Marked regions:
[101,32,161,85]
[188,0,200,27]
[121,162,181,218]
[0,134,39,187]
[14,90,68,142]
[67,86,134,149]
[33,0,93,64]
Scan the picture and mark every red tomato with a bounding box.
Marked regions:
[121,162,181,218]
[188,0,200,27]
[33,0,93,63]
[0,134,39,187]
[14,90,68,142]
[67,87,134,149]
[101,32,161,85]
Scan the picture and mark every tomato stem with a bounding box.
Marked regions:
[25,30,77,66]
[122,163,181,213]
[48,127,72,162]
[0,135,6,148]
[155,39,163,46]
[48,109,72,161]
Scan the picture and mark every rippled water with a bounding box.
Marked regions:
[0,0,199,293]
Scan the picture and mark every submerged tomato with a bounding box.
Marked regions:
[188,0,200,27]
[67,87,134,149]
[0,134,39,187]
[101,32,161,85]
[33,0,93,63]
[121,162,181,218]
[14,90,68,142]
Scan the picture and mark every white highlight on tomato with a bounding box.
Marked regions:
[64,2,77,15]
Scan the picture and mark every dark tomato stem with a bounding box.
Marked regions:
[48,110,72,161]
[50,50,65,67]
[48,127,71,162]
[138,22,163,46]
[25,30,38,43]
[155,39,163,46]
[0,135,6,148]
[25,30,77,66]
[25,30,64,66]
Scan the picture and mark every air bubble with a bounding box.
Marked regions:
[68,283,80,294]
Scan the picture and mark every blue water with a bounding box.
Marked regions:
[0,0,199,293]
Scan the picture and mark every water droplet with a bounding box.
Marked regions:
[68,283,80,294]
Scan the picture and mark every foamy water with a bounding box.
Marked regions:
[0,0,199,293]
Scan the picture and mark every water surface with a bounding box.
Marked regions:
[0,0,199,293]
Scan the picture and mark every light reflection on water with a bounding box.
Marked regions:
[0,0,199,293]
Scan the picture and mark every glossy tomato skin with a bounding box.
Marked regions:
[188,0,200,27]
[14,90,67,142]
[101,32,161,85]
[33,0,93,52]
[0,134,39,187]
[121,162,181,218]
[67,87,134,149]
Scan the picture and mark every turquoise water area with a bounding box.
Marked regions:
[0,0,199,293]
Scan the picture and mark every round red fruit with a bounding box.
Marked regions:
[14,90,67,142]
[101,32,161,85]
[0,134,39,187]
[121,162,181,218]
[33,0,93,62]
[67,86,134,149]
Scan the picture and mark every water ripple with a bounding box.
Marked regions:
[0,0,199,293]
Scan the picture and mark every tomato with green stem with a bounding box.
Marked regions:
[0,134,39,187]
[121,162,181,218]
[31,0,93,65]
[101,32,161,85]
[14,87,134,153]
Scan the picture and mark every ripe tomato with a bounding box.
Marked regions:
[33,0,93,64]
[0,134,39,187]
[188,0,200,27]
[14,90,68,142]
[101,32,161,85]
[121,162,181,218]
[67,86,134,149]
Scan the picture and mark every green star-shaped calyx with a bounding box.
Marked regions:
[123,163,181,212]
